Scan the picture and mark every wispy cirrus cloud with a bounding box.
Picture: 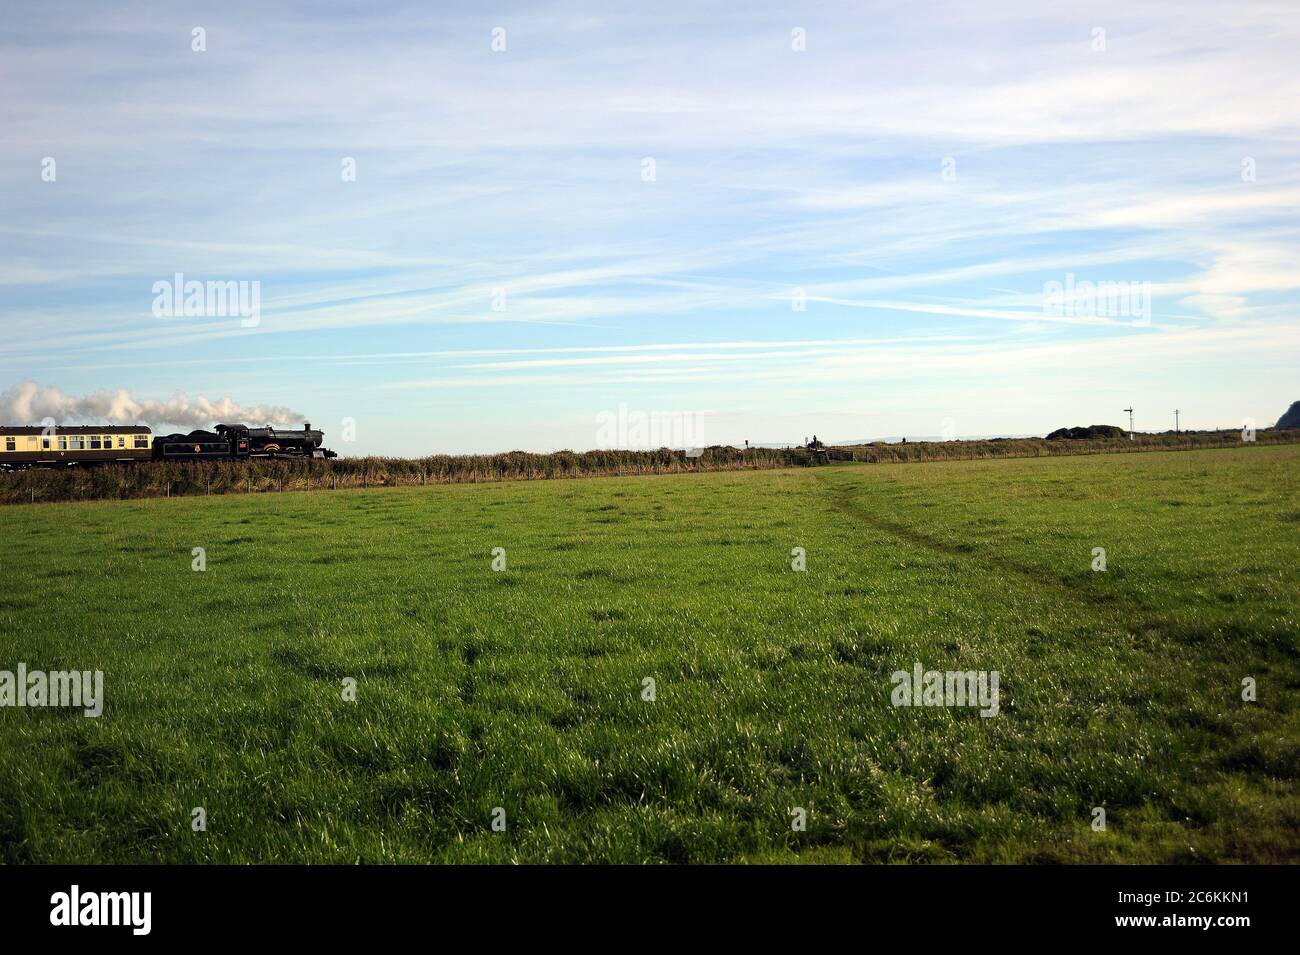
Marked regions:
[1,0,1297,450]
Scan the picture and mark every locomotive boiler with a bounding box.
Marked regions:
[152,423,337,461]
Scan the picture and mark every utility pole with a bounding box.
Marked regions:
[1174,409,1180,433]
[1123,407,1134,441]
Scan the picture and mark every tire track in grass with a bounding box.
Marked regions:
[815,466,1294,660]
[812,468,1126,617]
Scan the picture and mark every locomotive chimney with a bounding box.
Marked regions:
[304,422,311,431]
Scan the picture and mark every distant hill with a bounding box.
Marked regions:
[1045,424,1126,440]
[1276,401,1300,429]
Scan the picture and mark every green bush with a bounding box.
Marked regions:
[0,446,796,505]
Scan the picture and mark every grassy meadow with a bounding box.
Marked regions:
[1,445,1297,863]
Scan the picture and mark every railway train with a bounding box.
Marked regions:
[0,422,336,469]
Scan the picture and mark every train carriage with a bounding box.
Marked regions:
[0,426,153,469]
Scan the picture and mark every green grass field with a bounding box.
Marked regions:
[2,445,1297,863]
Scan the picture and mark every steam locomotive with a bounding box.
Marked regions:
[152,423,337,462]
[0,422,336,468]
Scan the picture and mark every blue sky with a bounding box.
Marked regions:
[2,0,1297,454]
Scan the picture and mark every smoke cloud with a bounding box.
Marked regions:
[1,382,306,430]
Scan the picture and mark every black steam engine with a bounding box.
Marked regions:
[153,423,337,461]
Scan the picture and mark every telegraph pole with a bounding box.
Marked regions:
[1123,407,1134,441]
[1174,409,1180,433]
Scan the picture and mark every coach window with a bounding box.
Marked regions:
[4,437,13,451]
[118,437,126,448]
[58,436,67,450]
[90,436,102,450]
[134,435,150,449]
[42,437,51,450]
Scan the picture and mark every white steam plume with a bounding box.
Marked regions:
[1,381,307,430]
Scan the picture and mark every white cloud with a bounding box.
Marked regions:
[1,0,1297,451]
[0,382,305,429]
